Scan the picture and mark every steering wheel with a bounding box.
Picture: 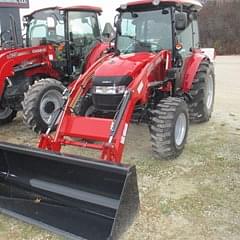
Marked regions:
[124,40,159,54]
[44,35,65,45]
[46,39,65,45]
[123,37,145,54]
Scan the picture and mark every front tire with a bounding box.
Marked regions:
[189,61,215,123]
[149,97,189,160]
[22,78,65,133]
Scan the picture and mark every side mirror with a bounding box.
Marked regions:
[175,12,188,31]
[102,23,115,39]
[114,14,122,35]
[114,14,120,27]
[22,16,28,28]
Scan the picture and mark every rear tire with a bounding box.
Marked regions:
[0,105,17,125]
[149,97,189,160]
[22,78,65,133]
[189,61,215,123]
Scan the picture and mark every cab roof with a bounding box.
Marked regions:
[60,5,102,13]
[26,5,102,17]
[25,7,60,17]
[118,0,203,11]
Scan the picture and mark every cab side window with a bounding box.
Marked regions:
[192,19,200,48]
[176,13,200,58]
[0,21,2,46]
[177,21,193,58]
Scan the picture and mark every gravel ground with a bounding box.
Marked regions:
[0,56,240,240]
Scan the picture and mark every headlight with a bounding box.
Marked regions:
[93,86,126,95]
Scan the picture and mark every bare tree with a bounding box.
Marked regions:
[199,0,240,55]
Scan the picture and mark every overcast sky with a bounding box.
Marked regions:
[20,0,127,26]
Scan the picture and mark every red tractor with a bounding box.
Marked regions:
[0,6,109,132]
[39,0,215,160]
[0,0,215,239]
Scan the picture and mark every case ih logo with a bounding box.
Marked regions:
[0,0,29,8]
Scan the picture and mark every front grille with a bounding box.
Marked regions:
[92,94,123,111]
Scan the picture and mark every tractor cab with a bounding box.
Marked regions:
[23,6,102,77]
[91,0,203,111]
[114,0,202,54]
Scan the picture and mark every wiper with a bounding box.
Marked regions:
[120,35,142,54]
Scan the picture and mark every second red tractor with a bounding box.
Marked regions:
[0,6,110,132]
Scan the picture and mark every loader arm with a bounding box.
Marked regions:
[39,50,172,163]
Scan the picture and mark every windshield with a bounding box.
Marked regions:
[28,9,64,46]
[117,8,172,54]
[67,11,101,74]
[68,11,100,44]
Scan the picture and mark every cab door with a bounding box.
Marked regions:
[175,12,200,89]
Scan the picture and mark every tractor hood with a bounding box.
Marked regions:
[92,52,155,111]
[94,52,155,81]
[0,48,16,56]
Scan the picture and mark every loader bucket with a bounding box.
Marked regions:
[0,142,139,240]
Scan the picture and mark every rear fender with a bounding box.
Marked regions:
[83,42,109,72]
[181,53,208,92]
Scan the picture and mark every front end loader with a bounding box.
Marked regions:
[0,0,215,239]
[0,52,140,240]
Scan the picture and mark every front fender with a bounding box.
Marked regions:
[181,53,208,92]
